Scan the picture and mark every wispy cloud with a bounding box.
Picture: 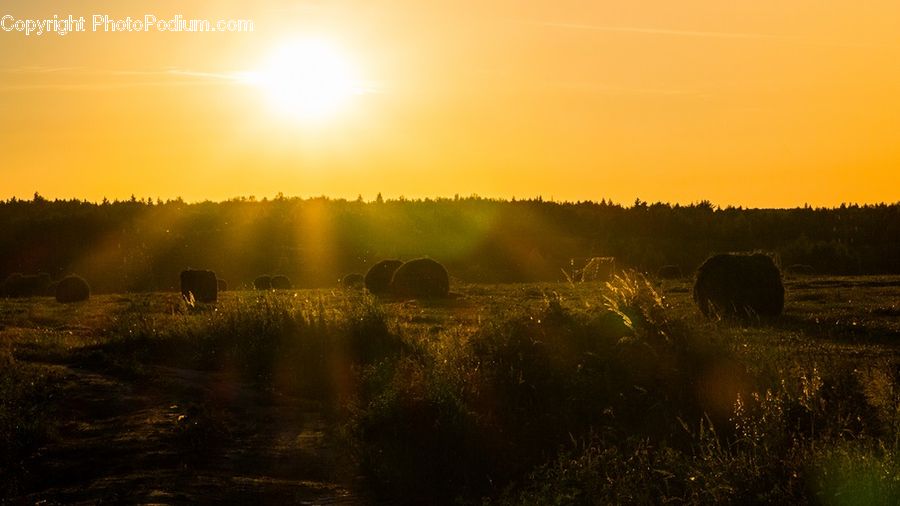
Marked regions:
[547,80,698,96]
[0,81,221,91]
[167,69,249,81]
[0,66,249,91]
[533,21,779,41]
[523,20,890,50]
[0,66,381,94]
[0,66,90,75]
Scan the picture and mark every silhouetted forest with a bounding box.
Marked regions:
[2,193,898,293]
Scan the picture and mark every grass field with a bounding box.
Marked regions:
[2,275,900,504]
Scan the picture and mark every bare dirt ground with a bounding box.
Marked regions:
[13,359,360,505]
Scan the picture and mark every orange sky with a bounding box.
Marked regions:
[2,0,899,207]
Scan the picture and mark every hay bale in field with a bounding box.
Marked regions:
[786,264,815,276]
[1,273,24,297]
[271,275,292,290]
[390,258,450,298]
[657,265,683,280]
[581,257,616,282]
[341,273,365,289]
[180,269,218,303]
[365,260,403,294]
[254,275,272,290]
[56,275,90,303]
[693,253,784,320]
[217,279,227,292]
[1,272,51,297]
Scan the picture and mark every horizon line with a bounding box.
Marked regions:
[4,192,898,211]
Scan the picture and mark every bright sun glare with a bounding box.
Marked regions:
[244,39,362,121]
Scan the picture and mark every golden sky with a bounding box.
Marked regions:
[2,0,898,207]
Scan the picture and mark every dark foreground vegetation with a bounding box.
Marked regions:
[1,195,898,293]
[3,274,900,503]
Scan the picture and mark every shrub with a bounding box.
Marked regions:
[390,258,450,298]
[657,264,683,279]
[179,269,217,303]
[270,275,292,290]
[55,275,90,303]
[253,275,272,290]
[693,253,784,320]
[341,273,365,289]
[365,260,403,295]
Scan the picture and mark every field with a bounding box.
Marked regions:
[2,274,900,504]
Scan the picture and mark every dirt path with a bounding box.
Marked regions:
[14,361,361,504]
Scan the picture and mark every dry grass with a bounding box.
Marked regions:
[1,275,900,503]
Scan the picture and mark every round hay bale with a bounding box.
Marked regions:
[341,273,365,289]
[271,275,292,290]
[365,260,403,294]
[217,279,228,292]
[390,258,450,298]
[657,265,683,280]
[56,275,90,303]
[254,275,272,290]
[180,269,218,303]
[693,253,784,320]
[1,273,24,297]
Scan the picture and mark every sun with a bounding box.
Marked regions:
[244,39,363,122]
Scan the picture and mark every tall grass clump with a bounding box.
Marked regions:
[105,291,405,402]
[345,271,742,503]
[345,356,489,501]
[494,353,900,504]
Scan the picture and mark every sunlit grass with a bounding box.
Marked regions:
[2,276,900,502]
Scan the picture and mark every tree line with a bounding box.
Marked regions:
[1,194,897,293]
